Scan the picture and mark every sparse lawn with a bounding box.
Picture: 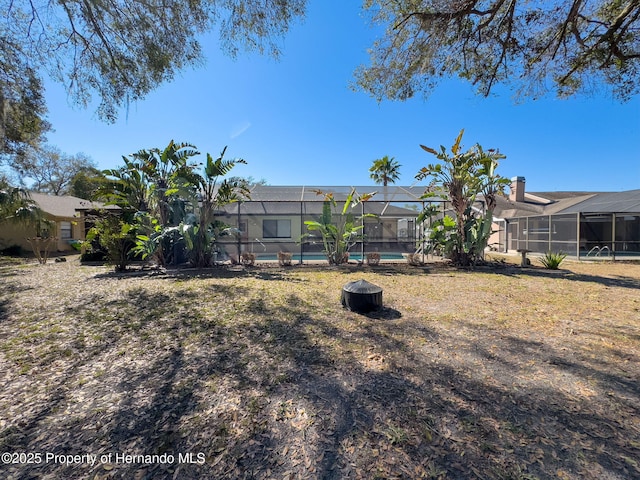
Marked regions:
[1,257,639,479]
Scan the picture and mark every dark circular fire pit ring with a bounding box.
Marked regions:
[341,279,383,313]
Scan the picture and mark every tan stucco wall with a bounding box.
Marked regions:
[0,222,35,251]
[0,215,85,253]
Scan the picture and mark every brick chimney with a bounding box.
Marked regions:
[509,176,525,202]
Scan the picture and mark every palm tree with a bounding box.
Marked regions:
[369,156,401,186]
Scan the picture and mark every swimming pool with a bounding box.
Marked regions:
[256,252,406,262]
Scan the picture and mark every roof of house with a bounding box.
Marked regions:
[219,200,419,217]
[493,190,640,219]
[28,192,119,218]
[242,185,635,219]
[246,185,435,203]
[493,192,597,219]
[559,189,640,214]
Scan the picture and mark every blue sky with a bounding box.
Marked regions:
[43,2,639,193]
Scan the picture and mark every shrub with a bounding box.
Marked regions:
[86,216,137,272]
[540,251,567,269]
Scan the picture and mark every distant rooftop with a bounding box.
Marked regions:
[494,189,640,219]
[28,192,119,218]
[559,189,640,214]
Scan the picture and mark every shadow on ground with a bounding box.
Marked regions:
[486,264,640,290]
[0,275,638,479]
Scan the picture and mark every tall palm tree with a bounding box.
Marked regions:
[369,156,401,186]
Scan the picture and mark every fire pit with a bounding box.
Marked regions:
[341,279,383,313]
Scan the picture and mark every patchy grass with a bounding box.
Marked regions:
[0,258,639,479]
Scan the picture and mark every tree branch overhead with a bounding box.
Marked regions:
[356,0,640,101]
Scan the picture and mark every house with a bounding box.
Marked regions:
[492,177,640,259]
[212,182,639,262]
[0,192,118,253]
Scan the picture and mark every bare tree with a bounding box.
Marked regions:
[13,145,95,195]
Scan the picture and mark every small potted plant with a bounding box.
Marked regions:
[405,253,423,266]
[277,251,293,266]
[241,252,256,266]
[366,252,381,265]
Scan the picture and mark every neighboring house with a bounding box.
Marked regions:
[0,192,118,253]
[216,185,435,261]
[491,177,640,259]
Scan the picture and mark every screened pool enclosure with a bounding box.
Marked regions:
[213,186,482,263]
[498,214,640,258]
[497,190,640,259]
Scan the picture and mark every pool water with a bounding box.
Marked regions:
[257,253,405,261]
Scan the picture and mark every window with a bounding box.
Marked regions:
[60,221,72,240]
[263,219,291,238]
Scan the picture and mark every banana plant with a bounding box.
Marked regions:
[417,129,508,266]
[130,211,183,265]
[97,156,152,212]
[180,147,250,268]
[464,215,493,257]
[97,144,198,266]
[303,188,376,265]
[133,140,199,226]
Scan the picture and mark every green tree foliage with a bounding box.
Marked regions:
[12,145,96,195]
[68,167,107,200]
[1,1,304,164]
[369,155,401,186]
[181,147,249,268]
[304,189,376,265]
[0,177,43,226]
[95,142,248,269]
[417,129,509,266]
[1,0,306,150]
[97,157,153,212]
[133,141,200,226]
[130,141,200,266]
[356,0,640,101]
[94,142,197,267]
[0,37,50,159]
